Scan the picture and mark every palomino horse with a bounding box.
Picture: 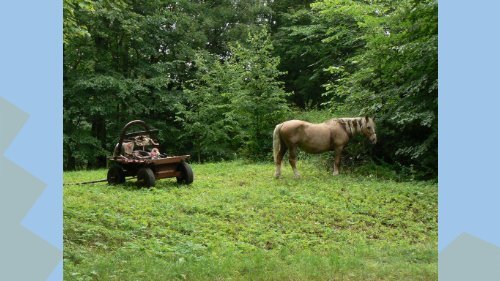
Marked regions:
[273,117,377,178]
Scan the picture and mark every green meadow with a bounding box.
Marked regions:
[64,161,437,280]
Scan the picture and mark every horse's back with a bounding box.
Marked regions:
[280,120,307,143]
[279,119,332,153]
[281,119,309,129]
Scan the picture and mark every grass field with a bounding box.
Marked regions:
[64,161,437,280]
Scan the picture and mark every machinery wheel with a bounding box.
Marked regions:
[177,161,194,185]
[107,165,125,185]
[137,167,156,187]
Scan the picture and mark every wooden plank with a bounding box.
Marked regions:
[110,155,190,165]
[111,157,147,164]
[156,170,181,179]
[150,155,190,165]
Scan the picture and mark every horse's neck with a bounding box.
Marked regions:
[335,117,364,137]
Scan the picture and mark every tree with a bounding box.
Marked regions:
[226,29,290,159]
[64,0,275,168]
[318,0,438,178]
[178,28,290,161]
[177,52,240,162]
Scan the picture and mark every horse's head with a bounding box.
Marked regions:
[361,117,377,144]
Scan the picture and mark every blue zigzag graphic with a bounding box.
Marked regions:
[0,97,61,280]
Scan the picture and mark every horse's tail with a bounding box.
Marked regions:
[273,123,283,163]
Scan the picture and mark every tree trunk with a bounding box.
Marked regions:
[91,117,107,168]
[66,147,76,170]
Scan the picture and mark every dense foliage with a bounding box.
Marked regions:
[318,0,438,178]
[64,0,437,179]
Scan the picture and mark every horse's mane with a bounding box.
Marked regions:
[331,117,369,136]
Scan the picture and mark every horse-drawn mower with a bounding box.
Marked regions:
[107,120,193,187]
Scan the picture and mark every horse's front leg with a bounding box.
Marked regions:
[333,145,344,176]
[289,146,300,178]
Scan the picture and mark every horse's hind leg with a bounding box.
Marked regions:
[289,146,300,178]
[274,145,287,178]
[333,145,344,176]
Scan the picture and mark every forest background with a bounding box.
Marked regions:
[63,0,437,179]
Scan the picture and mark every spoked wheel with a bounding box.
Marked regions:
[177,161,194,185]
[137,167,156,187]
[107,165,125,185]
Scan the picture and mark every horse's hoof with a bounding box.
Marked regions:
[274,174,281,179]
[294,174,301,179]
[332,172,339,176]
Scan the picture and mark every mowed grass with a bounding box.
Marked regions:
[64,161,437,281]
